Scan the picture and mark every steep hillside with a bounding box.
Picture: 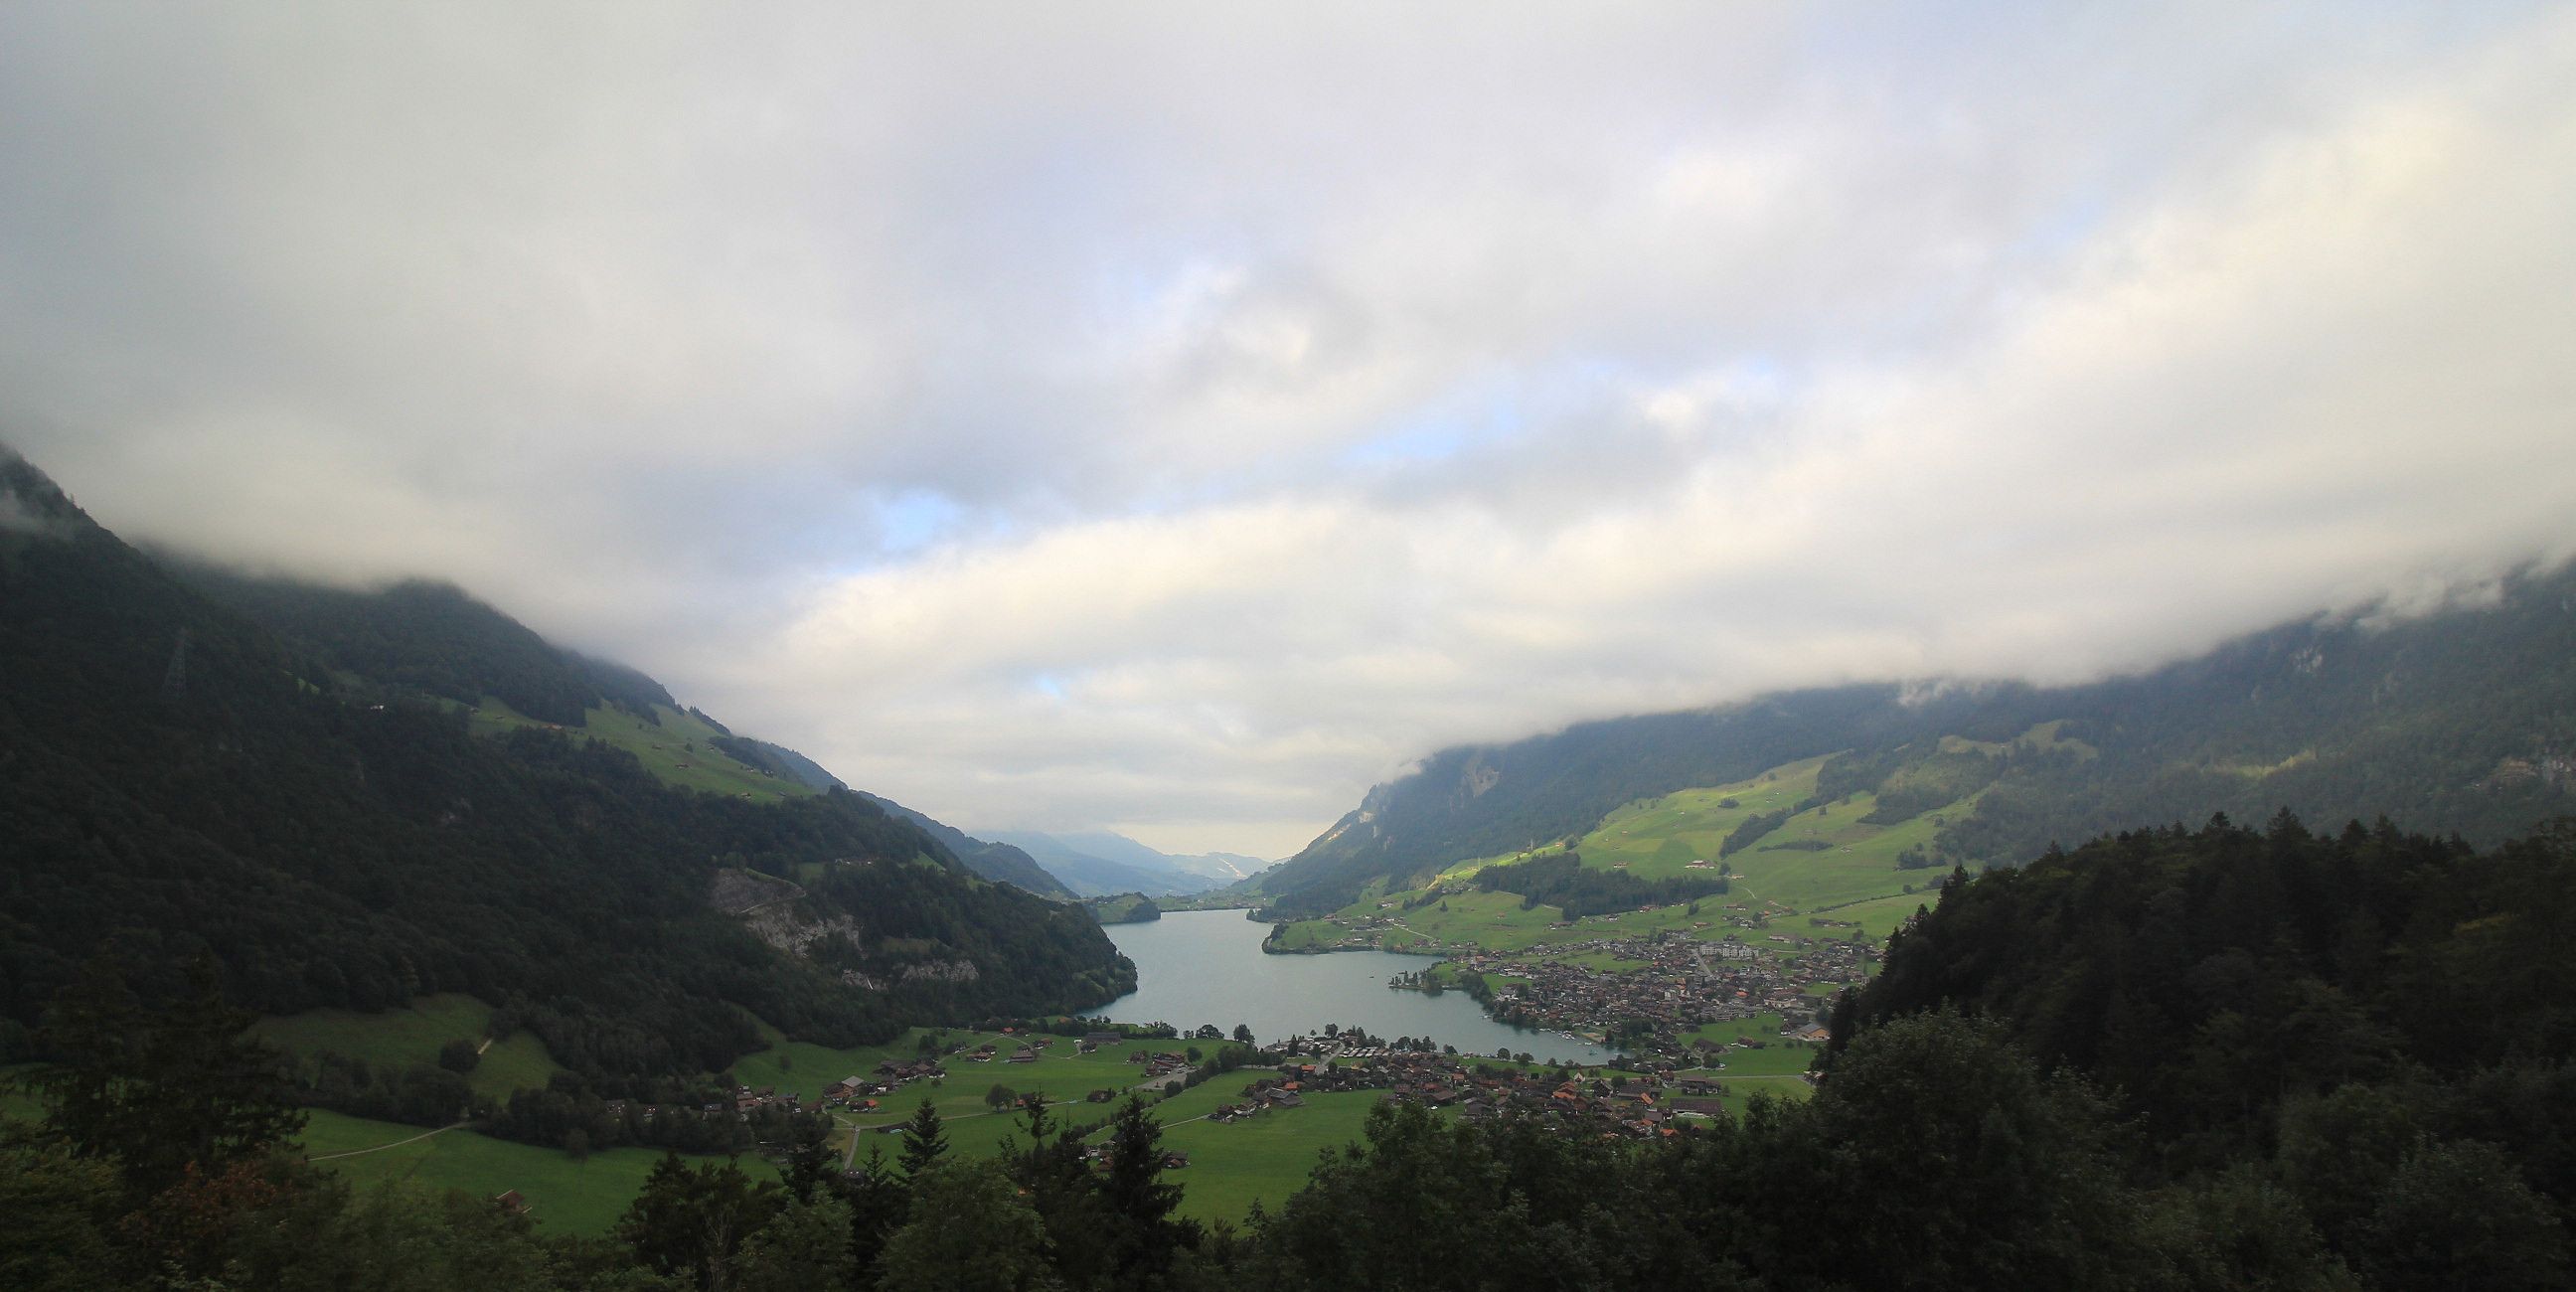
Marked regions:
[0,447,1131,1074]
[1835,815,2576,1274]
[862,795,1078,900]
[1261,565,2576,917]
[170,554,1082,902]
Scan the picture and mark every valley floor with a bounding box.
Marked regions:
[1260,750,1980,1063]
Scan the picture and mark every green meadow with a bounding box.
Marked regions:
[720,1023,1263,1167]
[470,698,812,802]
[1,1063,43,1124]
[1113,1087,1384,1225]
[253,993,564,1102]
[1275,736,2042,959]
[298,1109,779,1236]
[1680,1013,1787,1050]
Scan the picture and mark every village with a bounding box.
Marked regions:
[1203,1045,1802,1142]
[1426,929,1866,1062]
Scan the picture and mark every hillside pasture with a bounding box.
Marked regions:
[1807,890,1935,940]
[726,1023,1254,1157]
[298,1109,780,1235]
[1097,1085,1383,1225]
[253,993,563,1102]
[470,698,811,802]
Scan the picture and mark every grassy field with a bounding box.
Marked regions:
[1704,1040,1822,1077]
[1802,889,1937,940]
[253,993,564,1102]
[298,1109,779,1236]
[470,698,813,802]
[721,1024,1259,1164]
[1,1062,42,1124]
[235,1022,1260,1226]
[1680,1013,1787,1049]
[1672,1069,1817,1119]
[1276,741,2021,959]
[1119,1088,1382,1225]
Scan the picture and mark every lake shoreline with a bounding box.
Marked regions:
[1098,908,1619,1065]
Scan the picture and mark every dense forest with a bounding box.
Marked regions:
[1849,814,2576,1196]
[1256,564,2576,917]
[1469,853,1726,918]
[0,449,1130,1081]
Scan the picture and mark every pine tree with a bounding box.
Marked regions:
[897,1095,948,1179]
[31,953,304,1199]
[839,1145,906,1280]
[779,1116,835,1204]
[1102,1095,1197,1281]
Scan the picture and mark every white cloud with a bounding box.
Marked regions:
[3,2,2570,857]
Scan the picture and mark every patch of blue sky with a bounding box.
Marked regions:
[876,488,966,554]
[803,487,979,579]
[1335,363,1631,471]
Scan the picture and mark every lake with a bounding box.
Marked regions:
[1098,908,1617,1065]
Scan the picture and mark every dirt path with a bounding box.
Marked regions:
[306,1121,470,1161]
[837,1106,1010,1169]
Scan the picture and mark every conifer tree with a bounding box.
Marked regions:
[1102,1095,1198,1281]
[31,953,303,1199]
[897,1095,948,1179]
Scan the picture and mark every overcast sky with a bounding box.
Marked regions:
[6,3,2573,858]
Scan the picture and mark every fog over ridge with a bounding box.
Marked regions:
[4,2,2571,857]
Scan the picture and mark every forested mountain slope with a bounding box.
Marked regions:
[860,795,1079,900]
[1831,816,2576,1282]
[168,549,1082,902]
[0,447,1130,1075]
[1259,566,2576,917]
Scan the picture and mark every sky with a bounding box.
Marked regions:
[4,3,2573,859]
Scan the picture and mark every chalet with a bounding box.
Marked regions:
[494,1190,528,1214]
[1007,1047,1040,1063]
[1082,1032,1125,1051]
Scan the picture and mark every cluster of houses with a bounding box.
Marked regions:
[1224,1052,1788,1140]
[1124,1048,1196,1083]
[1455,930,1868,1058]
[589,1084,816,1126]
[1078,1143,1192,1171]
[814,1058,944,1108]
[1205,1077,1307,1122]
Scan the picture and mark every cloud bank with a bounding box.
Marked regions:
[4,3,2572,856]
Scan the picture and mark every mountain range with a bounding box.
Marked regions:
[987,830,1271,897]
[0,445,1130,1076]
[1249,564,2576,918]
